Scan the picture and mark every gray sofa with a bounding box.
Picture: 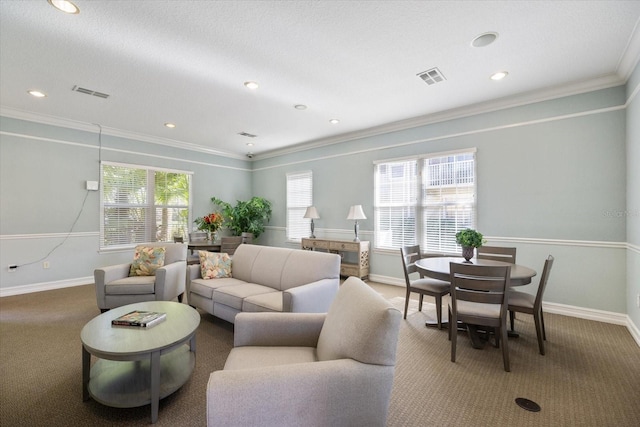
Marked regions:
[206,276,402,427]
[187,244,341,323]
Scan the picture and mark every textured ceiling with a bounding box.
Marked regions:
[1,1,639,159]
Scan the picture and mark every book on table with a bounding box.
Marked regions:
[111,310,166,328]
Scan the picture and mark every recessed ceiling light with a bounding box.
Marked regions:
[48,0,79,14]
[28,90,47,98]
[471,32,498,47]
[329,119,340,124]
[294,104,307,110]
[246,142,254,147]
[244,81,259,90]
[164,123,176,128]
[490,71,509,81]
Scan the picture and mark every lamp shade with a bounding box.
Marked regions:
[347,205,366,220]
[303,206,320,219]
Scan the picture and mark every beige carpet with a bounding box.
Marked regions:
[1,284,639,426]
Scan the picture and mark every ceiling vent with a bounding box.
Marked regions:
[238,132,257,138]
[72,85,110,99]
[417,68,446,85]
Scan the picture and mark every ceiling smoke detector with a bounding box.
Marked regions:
[417,68,446,86]
[72,85,109,99]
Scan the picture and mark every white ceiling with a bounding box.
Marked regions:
[1,1,640,160]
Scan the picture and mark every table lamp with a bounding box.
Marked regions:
[303,206,320,238]
[347,205,366,242]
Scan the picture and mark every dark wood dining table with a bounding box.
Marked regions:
[414,256,537,347]
[187,241,221,252]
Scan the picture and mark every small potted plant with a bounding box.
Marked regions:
[211,196,272,242]
[455,228,484,262]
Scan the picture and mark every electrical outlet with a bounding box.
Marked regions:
[43,261,50,269]
[8,264,17,272]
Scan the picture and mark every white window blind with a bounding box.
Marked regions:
[101,163,191,248]
[286,171,312,241]
[374,150,476,253]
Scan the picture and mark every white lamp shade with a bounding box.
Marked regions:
[304,206,320,219]
[347,205,366,220]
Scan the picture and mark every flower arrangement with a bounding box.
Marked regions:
[194,212,224,233]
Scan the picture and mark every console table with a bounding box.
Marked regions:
[301,238,370,280]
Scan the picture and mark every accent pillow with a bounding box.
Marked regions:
[129,246,166,277]
[200,251,232,279]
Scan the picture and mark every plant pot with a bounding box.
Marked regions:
[462,246,475,262]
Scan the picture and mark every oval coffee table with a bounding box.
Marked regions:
[81,301,200,423]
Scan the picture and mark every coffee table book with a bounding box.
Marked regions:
[111,310,166,328]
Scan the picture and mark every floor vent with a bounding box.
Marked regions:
[72,85,110,99]
[238,132,257,138]
[417,67,446,85]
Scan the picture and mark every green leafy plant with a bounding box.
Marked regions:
[211,196,272,239]
[455,228,485,248]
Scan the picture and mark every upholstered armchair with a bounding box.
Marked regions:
[94,242,187,312]
[206,276,402,427]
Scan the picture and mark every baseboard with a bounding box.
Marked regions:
[0,276,93,297]
[370,273,640,347]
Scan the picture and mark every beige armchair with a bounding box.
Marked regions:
[94,242,187,312]
[206,277,402,427]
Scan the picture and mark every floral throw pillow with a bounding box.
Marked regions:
[129,246,166,277]
[200,251,232,279]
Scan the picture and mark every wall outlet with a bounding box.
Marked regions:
[8,264,17,272]
[43,261,50,269]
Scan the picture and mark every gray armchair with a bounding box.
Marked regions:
[94,242,187,312]
[206,276,402,427]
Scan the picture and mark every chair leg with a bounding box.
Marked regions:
[418,294,424,312]
[435,295,442,330]
[404,289,411,319]
[541,310,547,341]
[178,292,184,303]
[509,310,515,331]
[534,311,545,355]
[500,326,510,372]
[450,311,457,363]
[448,307,452,341]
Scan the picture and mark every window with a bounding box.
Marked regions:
[101,162,191,248]
[286,171,312,241]
[374,149,476,253]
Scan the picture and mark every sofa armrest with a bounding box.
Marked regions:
[94,263,131,286]
[154,260,186,301]
[283,279,339,313]
[207,359,395,427]
[234,312,326,347]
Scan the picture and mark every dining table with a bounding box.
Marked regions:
[187,241,221,252]
[414,256,537,348]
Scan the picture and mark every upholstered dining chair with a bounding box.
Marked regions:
[400,245,450,329]
[508,255,555,355]
[449,262,512,372]
[94,242,187,312]
[187,231,208,264]
[477,246,517,263]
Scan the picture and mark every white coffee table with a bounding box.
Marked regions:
[81,301,200,423]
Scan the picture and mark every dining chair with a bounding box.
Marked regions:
[449,262,512,372]
[477,246,517,263]
[400,245,450,329]
[221,236,243,256]
[508,255,555,355]
[187,232,209,264]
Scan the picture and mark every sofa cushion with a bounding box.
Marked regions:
[280,249,340,290]
[105,275,156,295]
[243,292,283,313]
[190,277,245,299]
[223,346,317,370]
[316,277,401,366]
[214,284,278,310]
[129,245,165,276]
[199,251,232,279]
[230,245,292,289]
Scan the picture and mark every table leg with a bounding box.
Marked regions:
[82,345,90,401]
[150,351,161,423]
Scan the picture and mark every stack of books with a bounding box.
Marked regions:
[111,310,166,328]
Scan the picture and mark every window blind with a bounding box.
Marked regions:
[286,171,312,241]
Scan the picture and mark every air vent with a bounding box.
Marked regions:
[417,68,446,85]
[72,85,110,99]
[238,132,257,138]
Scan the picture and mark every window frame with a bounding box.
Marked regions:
[286,170,313,242]
[100,161,192,250]
[373,148,477,254]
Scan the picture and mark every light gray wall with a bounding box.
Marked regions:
[0,117,252,291]
[627,61,640,330]
[253,85,631,315]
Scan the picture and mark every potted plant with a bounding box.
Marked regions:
[455,228,484,261]
[211,196,272,241]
